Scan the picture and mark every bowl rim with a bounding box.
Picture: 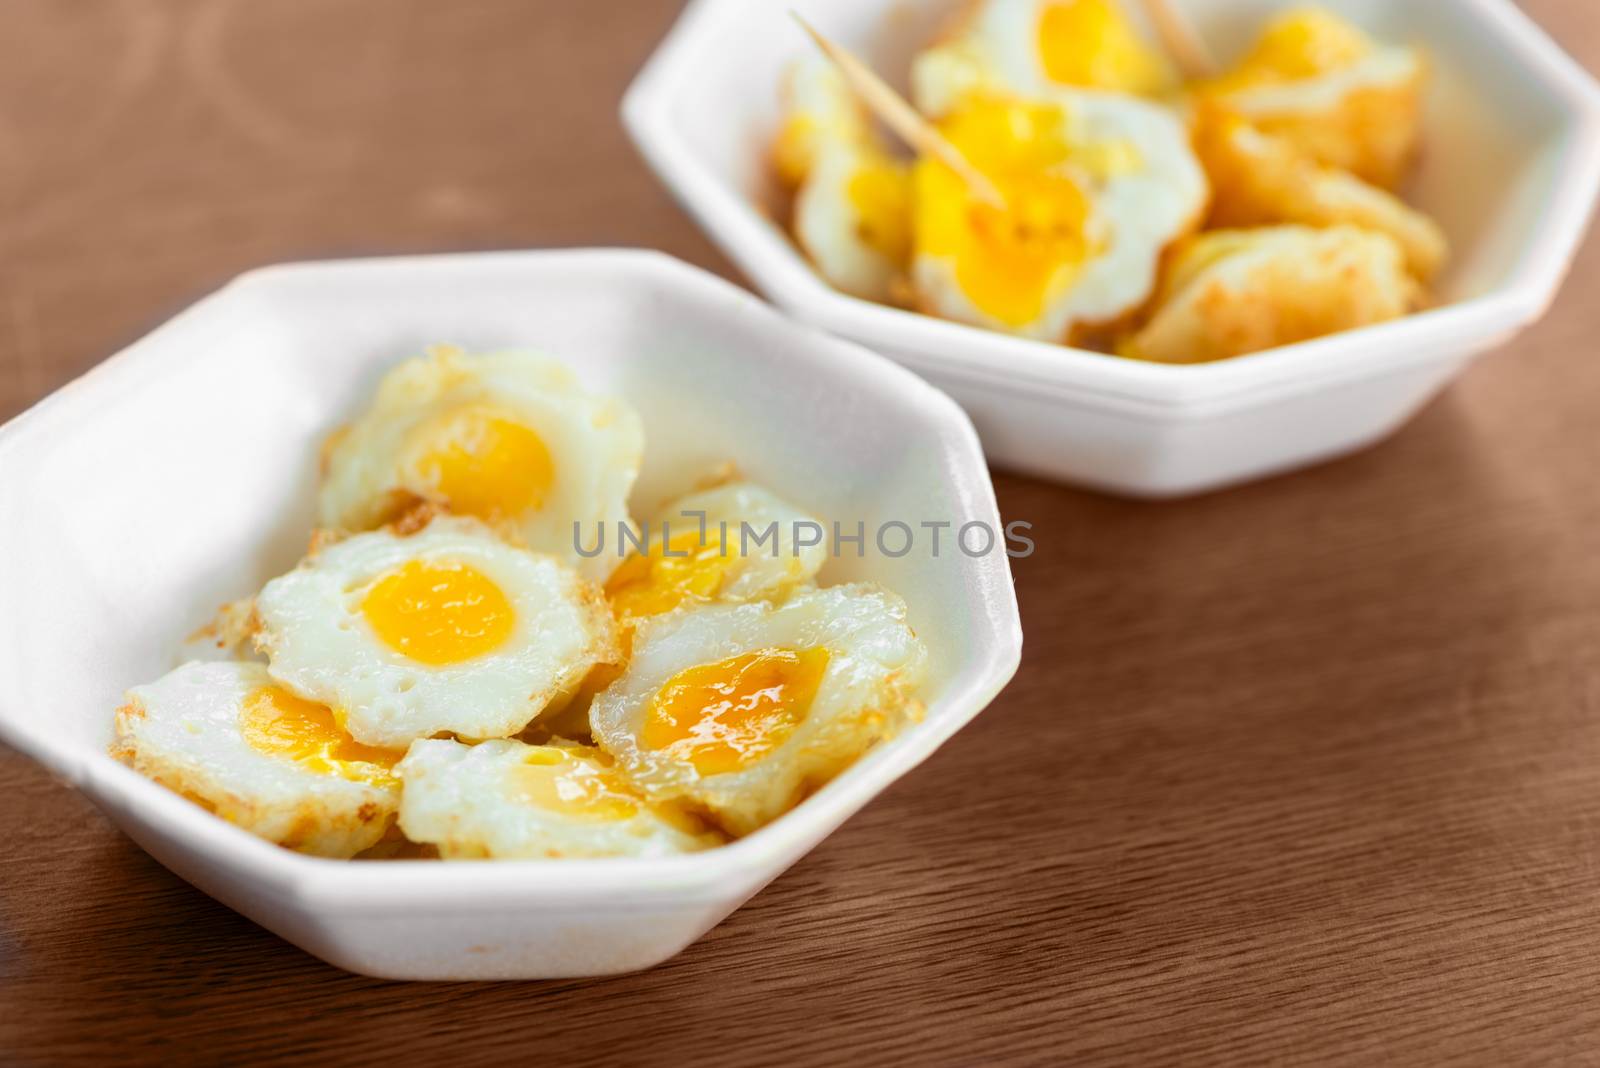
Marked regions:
[621,0,1600,413]
[0,247,1024,908]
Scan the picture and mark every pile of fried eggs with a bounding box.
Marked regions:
[112,347,928,860]
[774,1,1447,362]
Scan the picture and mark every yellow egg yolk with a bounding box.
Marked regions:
[846,155,913,267]
[361,559,516,665]
[774,115,822,188]
[917,98,1102,328]
[1216,7,1372,89]
[239,685,403,788]
[511,746,642,822]
[412,405,554,522]
[1036,0,1169,94]
[605,529,741,623]
[643,646,830,777]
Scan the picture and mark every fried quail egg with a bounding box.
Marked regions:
[793,138,913,304]
[1200,6,1425,190]
[1121,224,1421,363]
[591,584,927,836]
[254,515,618,748]
[318,347,643,581]
[912,0,1174,119]
[1192,101,1446,281]
[606,481,829,627]
[774,55,912,304]
[396,738,723,858]
[912,92,1206,342]
[773,53,873,189]
[551,480,834,741]
[110,661,402,858]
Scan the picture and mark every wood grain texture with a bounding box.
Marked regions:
[3,1,1600,1064]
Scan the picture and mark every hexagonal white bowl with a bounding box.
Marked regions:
[624,0,1600,496]
[0,249,1022,980]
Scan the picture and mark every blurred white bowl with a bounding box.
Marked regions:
[624,0,1600,496]
[0,249,1022,980]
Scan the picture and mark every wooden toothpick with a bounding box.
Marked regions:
[1137,0,1217,80]
[791,12,1007,210]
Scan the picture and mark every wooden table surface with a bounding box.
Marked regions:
[4,1,1600,1064]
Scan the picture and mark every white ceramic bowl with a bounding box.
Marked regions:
[0,249,1022,980]
[624,0,1600,496]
